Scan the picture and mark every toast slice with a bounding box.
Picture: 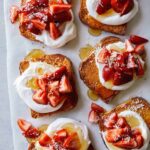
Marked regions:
[79,36,120,103]
[20,53,78,118]
[99,97,150,131]
[79,0,127,35]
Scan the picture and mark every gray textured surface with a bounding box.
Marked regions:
[0,0,13,149]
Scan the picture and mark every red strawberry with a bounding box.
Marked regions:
[127,54,137,69]
[135,134,144,148]
[129,35,149,45]
[88,110,100,124]
[134,44,145,55]
[91,103,105,113]
[17,119,32,132]
[136,58,144,76]
[125,39,134,52]
[49,4,72,15]
[54,129,68,142]
[48,81,59,91]
[59,75,72,93]
[24,127,40,138]
[33,90,48,105]
[31,19,46,30]
[102,65,114,81]
[37,78,47,91]
[49,22,61,40]
[39,133,52,147]
[116,117,129,128]
[10,5,19,23]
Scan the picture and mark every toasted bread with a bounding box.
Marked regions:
[79,36,120,103]
[79,0,127,35]
[99,97,150,131]
[19,53,78,118]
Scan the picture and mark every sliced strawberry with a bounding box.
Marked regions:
[48,81,59,91]
[102,65,114,81]
[39,133,52,147]
[33,90,48,105]
[49,4,72,15]
[49,22,61,40]
[37,78,47,91]
[59,75,72,93]
[129,35,149,45]
[31,19,46,30]
[24,127,40,138]
[36,0,49,7]
[20,13,28,25]
[63,132,81,149]
[17,119,32,132]
[134,44,145,55]
[114,137,137,149]
[54,129,68,142]
[132,129,142,136]
[88,110,100,124]
[135,134,144,148]
[10,5,19,23]
[127,54,137,69]
[125,39,134,52]
[116,117,129,128]
[136,58,144,76]
[91,103,105,113]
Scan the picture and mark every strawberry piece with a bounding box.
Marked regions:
[102,65,114,81]
[33,90,48,105]
[31,19,46,30]
[114,137,137,149]
[136,58,144,76]
[134,44,145,55]
[88,110,100,124]
[135,134,144,148]
[125,40,134,52]
[59,75,72,93]
[63,132,81,149]
[132,128,142,136]
[129,35,149,45]
[39,133,52,147]
[91,103,105,113]
[36,0,48,7]
[49,22,61,40]
[10,5,19,23]
[97,48,110,64]
[116,117,129,128]
[20,13,28,25]
[17,119,32,132]
[37,78,47,91]
[49,4,72,15]
[48,81,59,91]
[24,127,40,138]
[127,54,137,69]
[54,129,68,142]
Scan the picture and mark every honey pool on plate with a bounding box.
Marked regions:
[88,28,102,37]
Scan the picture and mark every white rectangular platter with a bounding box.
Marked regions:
[4,0,150,149]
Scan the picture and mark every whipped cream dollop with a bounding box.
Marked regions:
[95,41,145,91]
[35,118,91,150]
[86,0,138,25]
[14,62,65,113]
[102,110,150,150]
[35,0,76,48]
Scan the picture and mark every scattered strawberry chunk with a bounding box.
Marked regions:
[91,103,105,113]
[24,127,40,138]
[136,58,144,76]
[17,119,32,132]
[49,22,61,40]
[48,80,59,91]
[116,117,129,128]
[37,78,47,91]
[134,44,145,55]
[59,75,72,93]
[135,134,144,148]
[10,5,20,23]
[125,39,134,52]
[127,54,137,69]
[49,4,72,15]
[39,133,52,147]
[88,110,100,124]
[54,129,68,142]
[130,35,149,45]
[102,65,114,81]
[31,19,46,30]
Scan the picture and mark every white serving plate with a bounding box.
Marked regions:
[4,0,150,149]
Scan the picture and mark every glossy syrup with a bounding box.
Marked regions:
[88,28,102,37]
[87,89,99,101]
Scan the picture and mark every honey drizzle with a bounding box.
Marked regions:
[88,28,102,37]
[87,89,99,101]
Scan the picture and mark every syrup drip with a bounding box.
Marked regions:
[26,78,39,90]
[87,89,99,101]
[88,28,102,36]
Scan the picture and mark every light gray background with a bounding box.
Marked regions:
[0,0,13,149]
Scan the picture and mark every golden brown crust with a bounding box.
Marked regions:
[99,97,150,131]
[79,36,120,103]
[20,54,78,118]
[79,0,127,35]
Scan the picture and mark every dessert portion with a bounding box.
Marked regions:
[79,0,139,35]
[88,97,150,150]
[10,0,76,48]
[79,35,148,102]
[14,50,78,118]
[17,118,94,150]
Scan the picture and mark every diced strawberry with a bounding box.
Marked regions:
[39,133,52,147]
[49,22,61,40]
[58,0,64,4]
[114,137,137,149]
[36,0,49,7]
[17,119,32,132]
[48,81,59,91]
[31,19,46,30]
[54,129,68,142]
[37,78,47,91]
[59,75,72,93]
[116,117,129,128]
[129,35,149,45]
[49,4,72,15]
[91,103,105,113]
[88,110,100,124]
[20,13,28,25]
[125,40,134,52]
[127,54,137,69]
[135,134,144,148]
[10,5,19,23]
[63,132,81,149]
[134,44,145,55]
[24,127,40,138]
[97,48,110,64]
[132,129,141,136]
[136,58,144,76]
[33,90,48,105]
[102,65,114,81]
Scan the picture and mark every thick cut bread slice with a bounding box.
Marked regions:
[79,36,120,103]
[79,0,127,35]
[99,97,150,131]
[20,54,78,118]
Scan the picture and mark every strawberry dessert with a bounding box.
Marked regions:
[17,118,91,150]
[95,35,148,91]
[10,0,76,48]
